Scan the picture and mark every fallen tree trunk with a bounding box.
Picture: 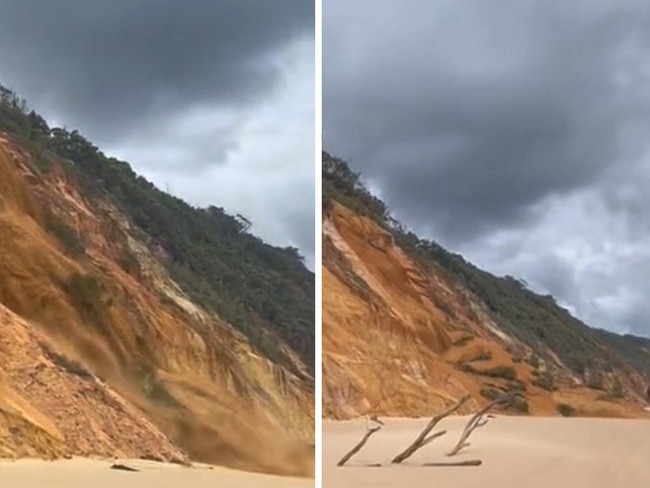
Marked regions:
[422,459,483,467]
[391,395,470,464]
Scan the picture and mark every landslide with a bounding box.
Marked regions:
[0,93,314,477]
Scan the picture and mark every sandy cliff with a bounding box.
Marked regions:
[323,198,649,420]
[0,135,314,476]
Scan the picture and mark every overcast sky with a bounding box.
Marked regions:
[325,0,650,337]
[0,0,315,268]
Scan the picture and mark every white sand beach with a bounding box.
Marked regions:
[323,416,650,488]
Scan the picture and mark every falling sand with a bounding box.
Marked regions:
[0,458,314,488]
[323,416,650,488]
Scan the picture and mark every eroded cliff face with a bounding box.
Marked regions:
[323,201,650,420]
[0,135,314,476]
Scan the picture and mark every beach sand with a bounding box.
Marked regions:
[0,458,314,488]
[323,416,650,487]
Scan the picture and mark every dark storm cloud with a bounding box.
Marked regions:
[0,0,313,140]
[325,0,650,336]
[0,0,315,263]
[325,0,650,242]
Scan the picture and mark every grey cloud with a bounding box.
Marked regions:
[0,0,313,142]
[0,0,315,262]
[325,0,650,335]
[325,0,650,243]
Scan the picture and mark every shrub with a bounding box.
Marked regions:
[585,370,605,390]
[611,377,624,398]
[135,364,181,408]
[45,347,93,379]
[63,272,112,337]
[64,272,105,308]
[460,363,517,381]
[45,213,85,257]
[532,372,555,392]
[557,403,576,417]
[480,388,529,413]
[482,365,517,381]
[509,394,530,413]
[431,294,456,319]
[117,249,140,276]
[506,380,527,393]
[480,387,501,401]
[526,355,540,369]
[473,350,493,362]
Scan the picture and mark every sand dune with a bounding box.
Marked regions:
[324,416,650,487]
[0,458,314,488]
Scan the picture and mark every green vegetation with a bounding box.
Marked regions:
[0,82,314,374]
[483,365,517,381]
[43,346,93,380]
[526,355,541,369]
[117,249,140,276]
[479,387,501,401]
[63,272,114,338]
[322,151,389,220]
[44,211,86,257]
[509,394,530,413]
[323,151,650,389]
[431,293,457,319]
[556,403,576,417]
[479,387,528,413]
[590,329,650,378]
[472,350,493,362]
[135,364,181,408]
[585,370,605,390]
[531,372,556,392]
[506,380,527,393]
[460,363,517,381]
[597,377,624,401]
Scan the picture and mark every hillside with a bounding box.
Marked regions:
[322,151,650,419]
[0,83,314,477]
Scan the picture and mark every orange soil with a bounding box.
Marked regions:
[0,135,314,477]
[322,201,649,420]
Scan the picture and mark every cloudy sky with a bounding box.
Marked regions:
[325,0,650,337]
[0,0,315,267]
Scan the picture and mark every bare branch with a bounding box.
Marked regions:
[337,419,384,467]
[391,395,470,464]
[422,429,447,446]
[446,398,507,457]
[369,414,385,426]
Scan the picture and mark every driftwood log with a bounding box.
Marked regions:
[336,418,384,466]
[337,394,510,467]
[391,395,470,464]
[446,398,508,456]
[422,459,483,467]
[110,463,139,472]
